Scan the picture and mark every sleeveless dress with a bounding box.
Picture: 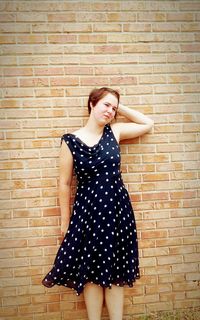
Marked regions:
[42,124,140,296]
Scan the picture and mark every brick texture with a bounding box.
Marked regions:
[0,1,199,319]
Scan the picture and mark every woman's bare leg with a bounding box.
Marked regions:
[83,283,104,320]
[105,285,124,320]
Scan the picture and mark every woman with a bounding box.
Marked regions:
[42,87,154,320]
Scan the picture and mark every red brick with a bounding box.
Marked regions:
[174,300,200,309]
[180,2,200,11]
[3,67,33,77]
[79,12,107,22]
[48,13,75,22]
[139,275,157,285]
[143,173,169,182]
[138,239,156,249]
[92,2,120,11]
[141,230,168,240]
[19,78,49,87]
[48,35,77,43]
[152,22,180,32]
[186,273,200,281]
[94,23,121,32]
[80,76,109,86]
[159,274,185,285]
[172,263,198,274]
[156,238,182,248]
[140,257,157,267]
[29,217,59,227]
[138,12,165,22]
[181,22,200,32]
[110,76,137,85]
[156,162,183,172]
[0,76,8,90]
[183,253,200,263]
[4,88,33,98]
[142,192,169,201]
[169,228,194,237]
[157,255,183,266]
[181,43,200,52]
[133,293,160,305]
[32,294,60,304]
[17,35,46,44]
[34,67,64,76]
[14,247,42,258]
[145,265,171,275]
[28,238,57,247]
[186,290,200,299]
[94,45,122,54]
[65,44,93,54]
[183,236,200,245]
[3,296,31,306]
[63,23,92,33]
[146,284,172,295]
[79,34,107,43]
[123,44,151,53]
[35,88,64,97]
[167,13,194,21]
[0,239,27,249]
[168,74,196,83]
[160,292,185,302]
[124,23,151,32]
[0,307,18,317]
[65,66,93,75]
[18,304,46,315]
[50,77,79,87]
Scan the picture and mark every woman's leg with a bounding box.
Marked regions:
[83,283,104,320]
[105,285,124,320]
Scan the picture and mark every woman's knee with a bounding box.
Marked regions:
[84,282,104,296]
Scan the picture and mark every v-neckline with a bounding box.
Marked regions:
[69,125,107,148]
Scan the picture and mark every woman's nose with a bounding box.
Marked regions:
[107,106,113,113]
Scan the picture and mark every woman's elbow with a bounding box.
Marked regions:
[146,120,154,132]
[59,180,72,190]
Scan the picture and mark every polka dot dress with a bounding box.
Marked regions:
[42,124,140,295]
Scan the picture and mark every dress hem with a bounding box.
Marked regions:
[42,274,140,296]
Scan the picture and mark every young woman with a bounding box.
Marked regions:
[42,87,154,320]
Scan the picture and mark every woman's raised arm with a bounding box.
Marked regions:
[112,103,154,142]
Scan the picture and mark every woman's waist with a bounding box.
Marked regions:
[76,170,123,186]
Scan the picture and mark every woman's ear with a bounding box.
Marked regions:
[90,101,94,110]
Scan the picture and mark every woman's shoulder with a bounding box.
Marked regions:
[61,128,81,140]
[70,128,83,137]
[60,132,73,146]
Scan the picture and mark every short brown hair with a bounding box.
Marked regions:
[87,87,120,114]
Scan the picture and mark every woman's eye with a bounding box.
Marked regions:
[104,103,116,112]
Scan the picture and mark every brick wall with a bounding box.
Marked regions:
[0,1,200,319]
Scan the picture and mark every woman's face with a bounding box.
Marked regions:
[90,93,118,125]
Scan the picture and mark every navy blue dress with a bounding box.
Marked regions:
[42,124,140,295]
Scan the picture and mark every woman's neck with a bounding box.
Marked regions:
[84,116,105,135]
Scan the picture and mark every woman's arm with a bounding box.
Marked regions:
[59,142,73,237]
[112,103,154,142]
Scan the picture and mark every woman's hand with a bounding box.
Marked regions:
[118,103,153,125]
[61,221,69,237]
